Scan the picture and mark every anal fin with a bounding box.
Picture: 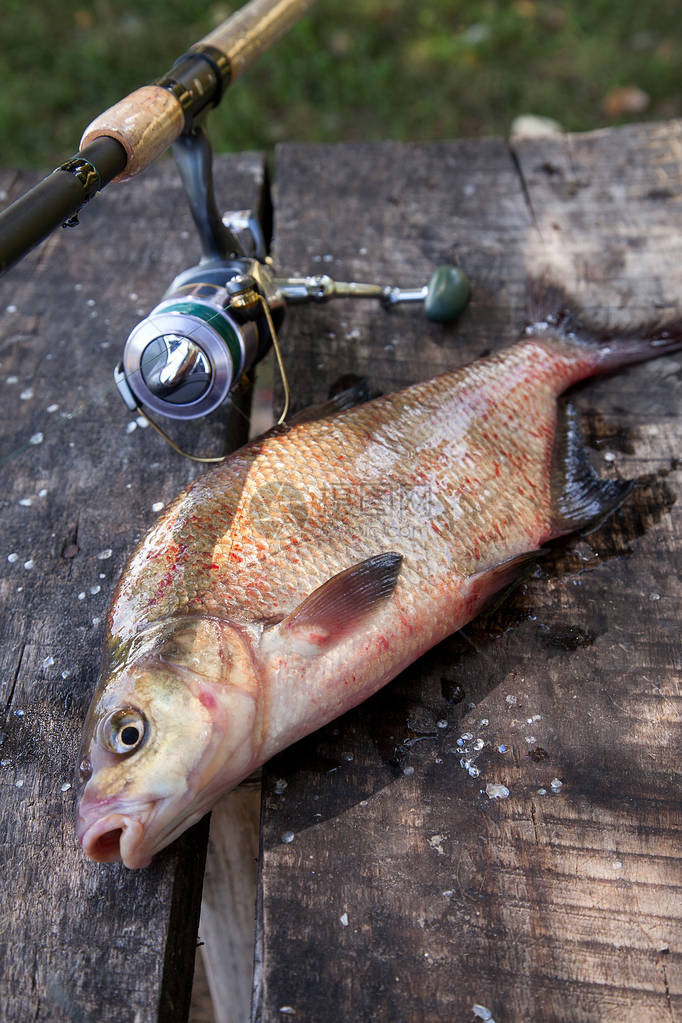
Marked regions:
[551,402,634,536]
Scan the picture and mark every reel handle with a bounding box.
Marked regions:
[273,264,470,323]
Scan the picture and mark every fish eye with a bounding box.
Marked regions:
[99,708,148,755]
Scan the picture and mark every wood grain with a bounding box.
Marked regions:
[254,123,681,1022]
[0,153,267,1023]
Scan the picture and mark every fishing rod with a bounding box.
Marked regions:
[0,0,470,460]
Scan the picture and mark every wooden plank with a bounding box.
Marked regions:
[254,123,681,1022]
[198,781,262,1023]
[0,152,267,1023]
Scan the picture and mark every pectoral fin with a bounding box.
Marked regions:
[262,552,403,656]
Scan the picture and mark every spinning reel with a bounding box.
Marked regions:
[114,125,470,460]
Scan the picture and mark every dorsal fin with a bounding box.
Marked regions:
[551,402,634,536]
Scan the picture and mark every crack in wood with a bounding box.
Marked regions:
[3,640,26,716]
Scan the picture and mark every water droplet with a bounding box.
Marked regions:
[23,560,34,570]
[612,860,623,869]
[89,585,101,595]
[550,777,563,792]
[126,421,137,434]
[339,912,349,926]
[5,375,18,384]
[97,548,113,560]
[61,670,70,680]
[47,404,59,413]
[403,766,415,776]
[29,432,44,445]
[15,778,24,788]
[342,751,354,762]
[436,719,448,729]
[6,304,17,314]
[473,1005,493,1021]
[604,451,616,462]
[473,738,485,751]
[38,488,47,498]
[86,298,96,307]
[274,778,288,794]
[497,744,508,754]
[20,388,34,401]
[280,831,295,844]
[18,498,32,507]
[461,732,473,741]
[152,502,164,513]
[42,656,54,668]
[15,709,25,717]
[649,592,661,601]
[468,766,480,778]
[60,782,71,792]
[78,592,86,600]
[7,553,18,563]
[278,1008,296,1017]
[537,788,547,795]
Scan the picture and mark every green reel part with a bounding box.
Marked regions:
[424,265,471,323]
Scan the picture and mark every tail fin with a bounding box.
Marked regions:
[526,281,682,376]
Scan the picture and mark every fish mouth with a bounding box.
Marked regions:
[78,809,153,869]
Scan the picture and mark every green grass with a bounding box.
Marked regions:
[1,0,680,169]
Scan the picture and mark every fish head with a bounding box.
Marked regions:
[75,616,259,869]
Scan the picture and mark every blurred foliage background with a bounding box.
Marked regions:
[1,0,680,169]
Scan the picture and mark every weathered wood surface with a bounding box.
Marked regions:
[255,122,682,1022]
[0,152,266,1023]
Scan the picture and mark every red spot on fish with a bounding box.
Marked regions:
[198,689,216,711]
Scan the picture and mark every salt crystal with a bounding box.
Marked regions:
[29,432,44,445]
[468,766,480,778]
[497,744,508,754]
[5,375,18,384]
[525,736,536,744]
[61,670,70,680]
[20,388,33,400]
[60,782,71,792]
[97,548,113,560]
[505,695,517,705]
[18,498,32,507]
[23,560,34,570]
[436,719,448,729]
[15,779,24,788]
[42,656,54,668]
[7,553,18,563]
[136,416,149,429]
[612,860,623,869]
[479,718,489,727]
[47,404,59,413]
[649,592,661,601]
[473,738,485,751]
[6,304,17,314]
[342,751,354,762]
[461,732,473,741]
[473,1005,494,1021]
[78,592,86,600]
[152,502,164,512]
[126,421,137,434]
[38,489,47,498]
[89,584,101,595]
[604,451,616,462]
[92,617,101,626]
[550,777,563,792]
[86,298,96,307]
[273,778,288,794]
[485,783,509,800]
[402,766,415,776]
[14,709,25,717]
[339,912,349,926]
[280,831,295,844]
[278,1009,296,1017]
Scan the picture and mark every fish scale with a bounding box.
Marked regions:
[76,303,682,868]
[111,336,580,641]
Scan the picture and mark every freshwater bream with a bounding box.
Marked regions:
[76,296,682,868]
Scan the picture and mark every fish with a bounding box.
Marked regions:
[75,291,681,868]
